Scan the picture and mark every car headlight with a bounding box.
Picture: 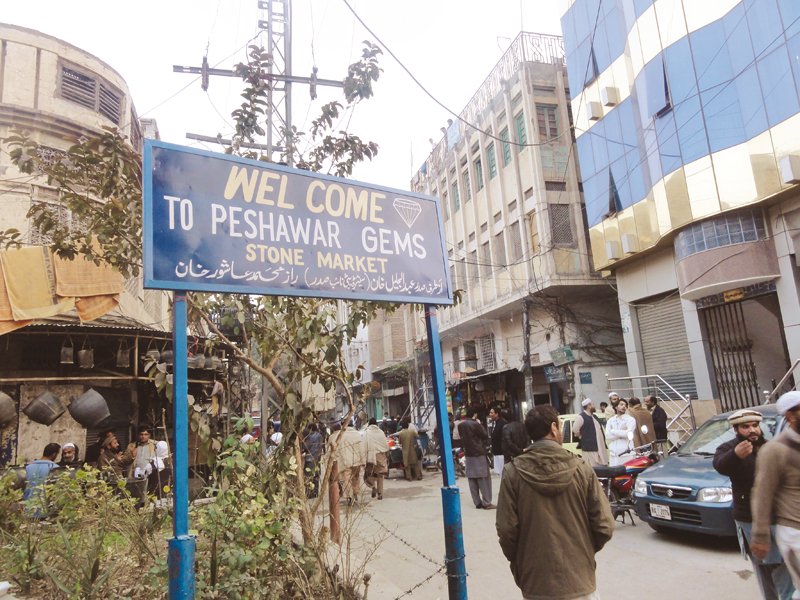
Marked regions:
[634,479,648,495]
[697,487,732,503]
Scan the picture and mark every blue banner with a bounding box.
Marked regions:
[143,141,452,304]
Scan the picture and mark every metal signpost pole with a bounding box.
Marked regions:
[424,305,468,600]
[168,293,195,598]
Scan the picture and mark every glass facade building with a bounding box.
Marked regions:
[562,0,800,411]
[563,0,800,266]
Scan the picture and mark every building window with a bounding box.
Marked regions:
[494,211,502,224]
[500,128,512,166]
[480,241,491,277]
[469,250,478,284]
[674,210,766,260]
[452,181,460,212]
[477,335,496,371]
[529,213,540,254]
[457,258,468,291]
[509,221,523,261]
[508,199,518,213]
[550,204,575,246]
[441,190,448,221]
[452,346,461,371]
[58,63,123,125]
[449,264,456,289]
[468,232,475,243]
[480,222,488,234]
[545,181,567,191]
[462,170,471,200]
[494,232,507,266]
[474,157,484,190]
[463,341,478,370]
[487,143,498,179]
[536,104,559,142]
[515,112,528,149]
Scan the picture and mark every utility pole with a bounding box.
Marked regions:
[173,0,343,165]
[522,299,534,409]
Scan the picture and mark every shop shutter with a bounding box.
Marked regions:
[637,295,697,398]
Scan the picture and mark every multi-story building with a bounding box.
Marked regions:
[369,32,628,424]
[0,24,179,466]
[562,0,800,412]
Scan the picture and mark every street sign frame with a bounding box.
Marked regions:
[143,140,453,305]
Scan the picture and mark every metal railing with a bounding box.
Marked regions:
[763,358,800,404]
[606,374,697,446]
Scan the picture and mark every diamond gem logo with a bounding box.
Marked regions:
[393,197,422,228]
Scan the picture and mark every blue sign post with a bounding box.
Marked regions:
[142,140,465,598]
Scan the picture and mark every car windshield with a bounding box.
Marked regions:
[677,415,779,456]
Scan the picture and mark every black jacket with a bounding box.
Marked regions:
[651,405,668,441]
[490,418,507,455]
[458,419,488,457]
[502,421,530,462]
[712,433,766,522]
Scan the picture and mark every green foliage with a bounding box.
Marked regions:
[2,128,144,278]
[0,468,169,599]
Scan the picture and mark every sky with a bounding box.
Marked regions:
[2,0,565,191]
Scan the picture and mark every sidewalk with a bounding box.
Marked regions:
[345,469,757,600]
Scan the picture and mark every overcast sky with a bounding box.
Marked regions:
[3,0,564,190]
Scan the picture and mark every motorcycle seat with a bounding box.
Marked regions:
[593,465,627,478]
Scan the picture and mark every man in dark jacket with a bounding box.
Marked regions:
[645,395,668,441]
[489,407,507,476]
[496,405,614,600]
[502,416,530,463]
[713,408,793,600]
[459,411,494,509]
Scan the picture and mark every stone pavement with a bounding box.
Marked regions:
[343,468,759,600]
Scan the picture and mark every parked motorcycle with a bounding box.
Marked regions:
[435,446,466,477]
[593,441,660,520]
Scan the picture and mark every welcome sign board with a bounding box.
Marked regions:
[143,141,452,304]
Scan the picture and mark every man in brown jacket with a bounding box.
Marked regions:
[752,391,800,596]
[628,397,656,449]
[496,405,614,600]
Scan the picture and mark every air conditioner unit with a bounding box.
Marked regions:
[780,155,800,184]
[621,233,638,254]
[605,240,621,261]
[586,101,603,121]
[601,86,620,107]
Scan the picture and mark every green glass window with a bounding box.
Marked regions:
[462,170,471,200]
[452,181,460,212]
[474,158,484,190]
[487,143,498,179]
[500,128,512,166]
[514,112,527,150]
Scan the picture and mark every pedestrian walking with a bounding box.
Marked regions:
[496,405,614,600]
[459,410,495,509]
[397,419,422,481]
[752,392,800,596]
[364,418,390,499]
[489,407,507,476]
[605,398,636,466]
[334,425,367,505]
[573,398,608,467]
[714,408,794,599]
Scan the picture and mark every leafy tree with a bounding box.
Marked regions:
[1,40,392,597]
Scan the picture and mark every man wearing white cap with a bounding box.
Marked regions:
[714,408,793,600]
[573,399,607,467]
[753,391,800,599]
[604,392,618,419]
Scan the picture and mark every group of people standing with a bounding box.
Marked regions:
[574,392,669,467]
[22,425,172,516]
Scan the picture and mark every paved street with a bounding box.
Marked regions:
[345,468,759,600]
